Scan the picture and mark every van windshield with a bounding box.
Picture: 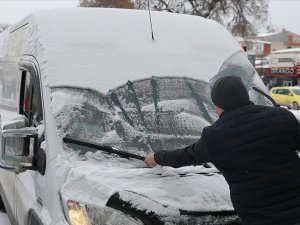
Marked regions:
[53,51,270,154]
[52,77,216,154]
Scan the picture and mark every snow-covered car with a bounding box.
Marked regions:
[0,8,269,225]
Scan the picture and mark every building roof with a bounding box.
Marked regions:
[271,48,300,54]
[253,40,272,44]
[235,37,271,44]
[256,31,282,38]
[257,30,300,38]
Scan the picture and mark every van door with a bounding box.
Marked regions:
[15,58,44,225]
[0,60,21,225]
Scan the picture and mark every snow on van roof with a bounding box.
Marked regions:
[24,8,240,93]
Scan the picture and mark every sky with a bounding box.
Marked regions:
[0,0,78,24]
[0,0,299,35]
[268,0,300,34]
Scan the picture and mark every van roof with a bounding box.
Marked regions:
[16,8,241,93]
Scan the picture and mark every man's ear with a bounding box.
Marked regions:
[215,107,224,116]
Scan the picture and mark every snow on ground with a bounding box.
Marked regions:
[0,212,10,225]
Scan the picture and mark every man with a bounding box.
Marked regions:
[144,76,300,225]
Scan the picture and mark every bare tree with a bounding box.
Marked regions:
[0,23,10,33]
[134,0,269,37]
[79,0,135,9]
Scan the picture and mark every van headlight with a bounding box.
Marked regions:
[65,200,89,225]
[61,196,143,225]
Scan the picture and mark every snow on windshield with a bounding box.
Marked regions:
[52,77,217,155]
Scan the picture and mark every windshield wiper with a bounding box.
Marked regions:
[63,137,145,161]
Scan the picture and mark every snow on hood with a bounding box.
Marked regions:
[59,149,233,217]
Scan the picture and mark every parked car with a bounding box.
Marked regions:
[269,86,300,110]
[0,8,270,225]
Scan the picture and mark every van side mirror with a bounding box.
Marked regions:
[0,115,38,173]
[288,93,293,96]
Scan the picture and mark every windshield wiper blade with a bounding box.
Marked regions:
[252,87,280,107]
[63,137,145,161]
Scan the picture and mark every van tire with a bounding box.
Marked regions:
[292,102,299,110]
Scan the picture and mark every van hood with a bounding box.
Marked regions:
[59,156,234,217]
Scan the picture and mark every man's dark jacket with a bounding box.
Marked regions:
[155,104,300,225]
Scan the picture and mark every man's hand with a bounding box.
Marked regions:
[144,153,157,167]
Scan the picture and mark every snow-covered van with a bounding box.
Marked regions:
[0,8,269,225]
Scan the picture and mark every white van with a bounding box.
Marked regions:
[0,8,269,225]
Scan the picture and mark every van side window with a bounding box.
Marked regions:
[0,63,20,119]
[20,71,31,117]
[20,70,43,126]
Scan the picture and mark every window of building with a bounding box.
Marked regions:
[278,58,293,63]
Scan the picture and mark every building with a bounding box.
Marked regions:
[256,30,300,51]
[255,57,269,85]
[236,37,271,79]
[236,37,271,57]
[264,48,300,88]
